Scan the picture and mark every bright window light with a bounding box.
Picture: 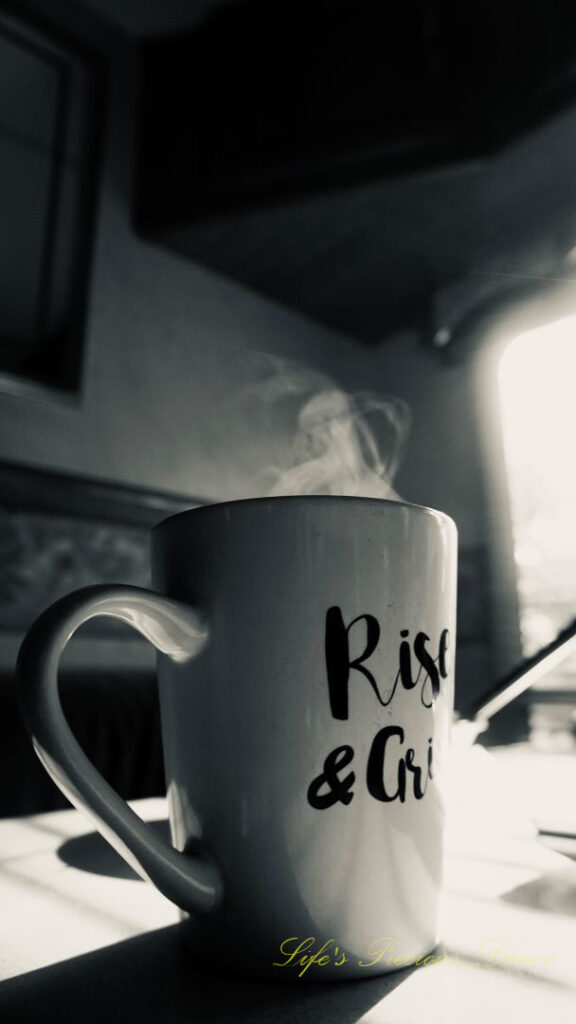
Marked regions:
[498,316,576,749]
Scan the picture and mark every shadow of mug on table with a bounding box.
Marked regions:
[0,923,417,1024]
[17,497,457,981]
[58,820,171,880]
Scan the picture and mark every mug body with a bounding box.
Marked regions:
[152,496,457,980]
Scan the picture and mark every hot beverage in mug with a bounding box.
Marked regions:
[17,496,457,980]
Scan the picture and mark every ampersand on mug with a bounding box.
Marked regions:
[307,730,434,808]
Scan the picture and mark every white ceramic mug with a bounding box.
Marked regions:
[17,496,457,980]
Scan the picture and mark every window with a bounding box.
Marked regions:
[498,317,576,753]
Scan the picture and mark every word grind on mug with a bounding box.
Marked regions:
[307,606,451,809]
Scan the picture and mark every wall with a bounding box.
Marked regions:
[0,10,372,502]
[0,232,374,501]
[371,331,486,546]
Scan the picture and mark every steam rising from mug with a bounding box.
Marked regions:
[238,353,411,499]
[268,388,411,500]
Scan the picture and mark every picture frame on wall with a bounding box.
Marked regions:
[0,458,204,667]
[0,4,103,399]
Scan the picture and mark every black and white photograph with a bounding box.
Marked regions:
[0,2,575,1021]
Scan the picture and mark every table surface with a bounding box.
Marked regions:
[1,745,575,1023]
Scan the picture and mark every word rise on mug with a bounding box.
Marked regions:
[307,607,450,810]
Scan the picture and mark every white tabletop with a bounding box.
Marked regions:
[1,746,575,1023]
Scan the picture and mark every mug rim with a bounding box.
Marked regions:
[154,495,457,533]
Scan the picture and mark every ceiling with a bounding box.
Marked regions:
[82,1,576,343]
[76,0,240,37]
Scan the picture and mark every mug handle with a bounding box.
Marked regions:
[17,584,224,915]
